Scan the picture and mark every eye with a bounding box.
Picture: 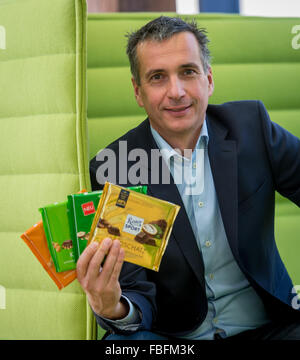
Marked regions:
[182,68,197,76]
[150,73,164,82]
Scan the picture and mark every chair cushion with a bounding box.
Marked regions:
[0,0,94,339]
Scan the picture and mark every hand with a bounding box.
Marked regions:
[76,237,128,320]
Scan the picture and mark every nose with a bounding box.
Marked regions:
[167,76,186,101]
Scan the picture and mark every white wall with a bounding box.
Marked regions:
[175,0,300,17]
[176,0,199,14]
[240,0,300,17]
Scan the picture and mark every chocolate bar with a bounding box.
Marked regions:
[62,240,73,249]
[97,218,109,228]
[135,231,149,244]
[134,232,157,247]
[149,219,167,239]
[39,201,76,272]
[20,221,77,290]
[107,225,121,236]
[88,183,180,272]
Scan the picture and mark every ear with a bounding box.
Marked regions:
[131,77,144,107]
[207,66,214,97]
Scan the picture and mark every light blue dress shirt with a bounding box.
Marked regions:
[101,118,270,338]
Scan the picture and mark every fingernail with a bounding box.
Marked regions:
[102,237,112,247]
[90,242,98,250]
[113,239,120,248]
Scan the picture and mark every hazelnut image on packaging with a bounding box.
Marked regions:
[142,224,158,236]
[77,231,86,238]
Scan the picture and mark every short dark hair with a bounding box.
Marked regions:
[126,16,211,85]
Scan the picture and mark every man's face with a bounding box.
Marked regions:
[132,31,214,143]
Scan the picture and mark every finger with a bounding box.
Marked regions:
[76,242,99,282]
[99,240,122,287]
[107,247,125,286]
[86,237,113,280]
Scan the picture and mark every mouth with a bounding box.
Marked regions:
[164,104,192,116]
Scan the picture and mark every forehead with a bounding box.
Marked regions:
[136,32,202,74]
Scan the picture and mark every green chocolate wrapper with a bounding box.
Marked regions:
[39,201,76,272]
[67,186,147,262]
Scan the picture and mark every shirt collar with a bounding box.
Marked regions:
[150,117,209,163]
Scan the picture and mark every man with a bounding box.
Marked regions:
[77,16,300,340]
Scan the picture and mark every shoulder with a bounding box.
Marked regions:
[207,100,265,120]
[207,100,268,136]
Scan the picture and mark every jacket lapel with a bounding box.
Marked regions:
[147,182,206,287]
[206,112,239,260]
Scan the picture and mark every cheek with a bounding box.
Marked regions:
[143,90,164,110]
[192,83,210,103]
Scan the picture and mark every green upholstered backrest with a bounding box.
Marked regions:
[87,13,300,285]
[0,0,95,339]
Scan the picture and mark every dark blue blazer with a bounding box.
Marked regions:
[90,100,300,337]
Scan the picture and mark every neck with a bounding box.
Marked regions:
[151,123,203,156]
[167,131,201,155]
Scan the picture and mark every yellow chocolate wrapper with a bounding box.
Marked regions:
[88,182,180,271]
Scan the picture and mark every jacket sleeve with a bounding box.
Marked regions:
[258,100,300,206]
[92,294,150,334]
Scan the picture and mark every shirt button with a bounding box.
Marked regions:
[213,317,218,324]
[209,273,214,280]
[205,240,211,248]
[193,162,197,169]
[198,201,204,208]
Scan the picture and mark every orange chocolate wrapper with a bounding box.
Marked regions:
[21,221,76,290]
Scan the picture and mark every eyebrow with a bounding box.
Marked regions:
[144,62,201,80]
[180,62,201,71]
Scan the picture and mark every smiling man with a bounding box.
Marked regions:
[79,16,300,340]
[131,30,214,153]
